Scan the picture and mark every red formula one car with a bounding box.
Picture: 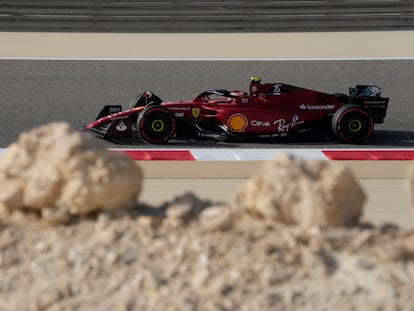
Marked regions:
[83,77,389,144]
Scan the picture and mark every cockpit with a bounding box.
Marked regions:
[194,89,247,104]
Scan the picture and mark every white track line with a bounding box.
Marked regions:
[189,148,327,160]
[1,57,414,61]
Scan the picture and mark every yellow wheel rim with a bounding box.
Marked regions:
[151,119,164,132]
[348,119,362,132]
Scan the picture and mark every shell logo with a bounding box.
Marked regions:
[227,113,248,132]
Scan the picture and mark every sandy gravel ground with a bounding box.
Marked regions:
[1,31,414,59]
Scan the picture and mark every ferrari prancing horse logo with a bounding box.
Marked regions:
[192,108,200,118]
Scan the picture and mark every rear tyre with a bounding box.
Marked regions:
[332,104,374,144]
[138,106,175,144]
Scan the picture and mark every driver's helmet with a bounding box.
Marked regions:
[251,76,262,83]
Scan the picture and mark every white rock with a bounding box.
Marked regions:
[0,122,143,222]
[232,153,365,228]
[0,179,23,216]
[198,205,234,231]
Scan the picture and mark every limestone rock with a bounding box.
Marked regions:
[0,122,143,222]
[198,204,234,232]
[0,180,23,217]
[232,153,365,228]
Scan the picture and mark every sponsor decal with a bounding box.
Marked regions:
[273,115,304,132]
[258,93,266,99]
[115,121,127,132]
[228,113,248,132]
[230,90,246,97]
[192,108,200,118]
[299,104,335,110]
[364,100,387,104]
[199,132,222,139]
[269,83,282,95]
[168,107,191,111]
[251,120,271,127]
[241,98,249,104]
[175,112,184,118]
[109,107,121,113]
[364,100,388,108]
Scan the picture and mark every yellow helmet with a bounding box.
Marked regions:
[251,76,262,83]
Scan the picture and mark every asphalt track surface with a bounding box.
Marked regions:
[1,59,413,148]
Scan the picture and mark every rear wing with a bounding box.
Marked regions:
[360,97,389,124]
[349,85,389,124]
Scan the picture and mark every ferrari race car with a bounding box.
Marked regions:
[83,78,389,144]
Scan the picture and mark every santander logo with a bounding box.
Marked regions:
[300,103,335,110]
[116,121,128,132]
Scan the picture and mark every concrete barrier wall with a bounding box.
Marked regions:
[1,0,414,32]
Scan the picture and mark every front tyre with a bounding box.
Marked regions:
[138,106,175,144]
[332,104,374,144]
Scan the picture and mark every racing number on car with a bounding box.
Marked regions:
[269,84,282,95]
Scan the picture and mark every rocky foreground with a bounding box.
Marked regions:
[0,122,414,311]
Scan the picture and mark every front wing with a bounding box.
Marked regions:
[87,117,134,138]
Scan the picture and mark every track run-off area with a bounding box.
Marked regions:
[1,31,413,227]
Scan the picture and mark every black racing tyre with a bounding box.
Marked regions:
[129,92,163,125]
[332,104,374,144]
[138,106,175,144]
